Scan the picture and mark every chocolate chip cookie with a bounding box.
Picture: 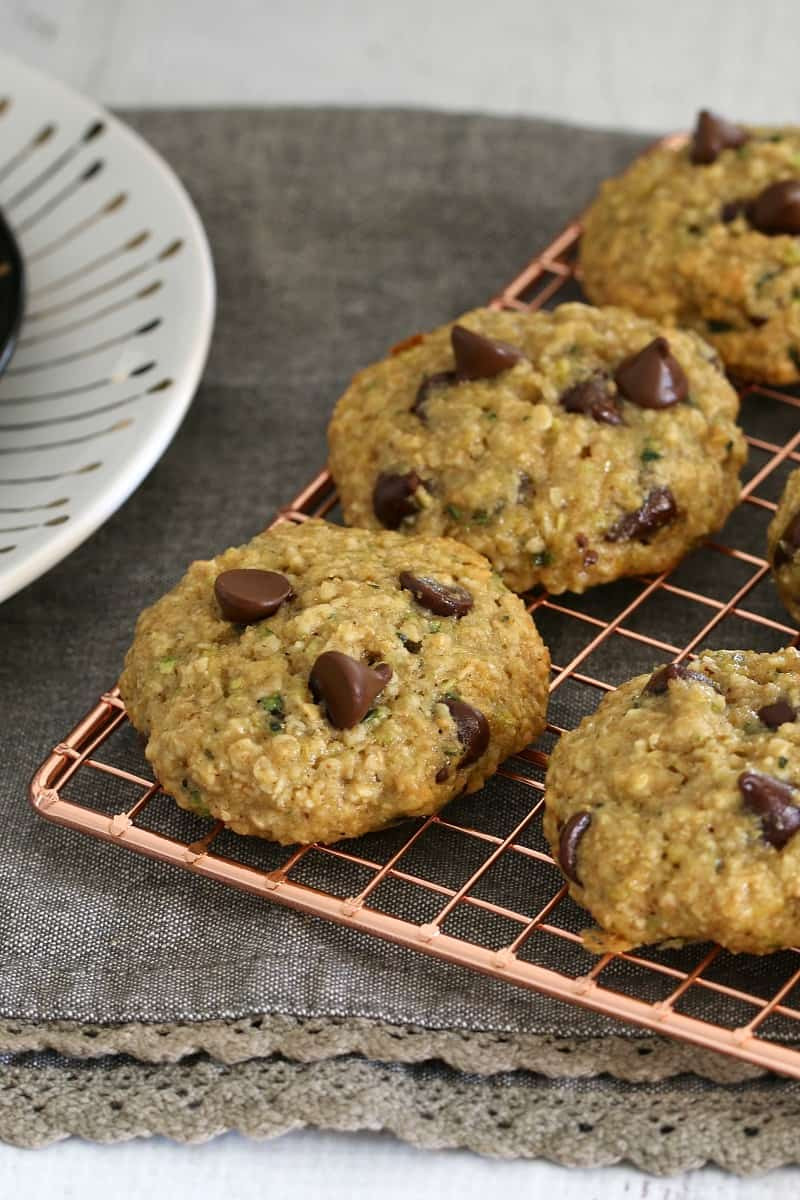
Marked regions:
[768,466,800,625]
[544,648,800,954]
[328,304,746,594]
[120,519,549,844]
[581,109,800,383]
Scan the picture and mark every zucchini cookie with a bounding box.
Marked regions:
[581,109,800,383]
[768,466,800,625]
[119,519,549,844]
[328,304,746,594]
[544,648,800,954]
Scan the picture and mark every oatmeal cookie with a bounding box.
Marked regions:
[544,648,800,954]
[120,519,549,844]
[581,109,800,383]
[328,304,745,593]
[768,466,800,625]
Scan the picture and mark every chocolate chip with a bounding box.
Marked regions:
[690,109,747,165]
[412,370,456,418]
[720,199,746,223]
[605,486,678,543]
[749,179,800,235]
[773,510,800,568]
[309,651,392,729]
[559,374,623,425]
[214,569,294,623]
[738,770,800,849]
[644,662,713,694]
[399,571,474,618]
[757,699,797,729]
[435,765,450,783]
[372,470,425,529]
[614,338,688,409]
[444,698,490,767]
[450,324,524,380]
[559,811,592,884]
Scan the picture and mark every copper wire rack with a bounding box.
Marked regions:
[29,192,800,1080]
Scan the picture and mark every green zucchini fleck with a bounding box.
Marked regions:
[259,692,285,733]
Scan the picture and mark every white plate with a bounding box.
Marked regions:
[0,53,215,603]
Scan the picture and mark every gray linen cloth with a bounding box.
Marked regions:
[2,108,724,1030]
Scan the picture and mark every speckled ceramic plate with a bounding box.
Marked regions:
[0,53,215,603]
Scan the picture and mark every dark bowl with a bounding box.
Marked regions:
[0,204,24,377]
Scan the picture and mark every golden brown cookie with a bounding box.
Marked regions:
[120,520,549,844]
[544,648,800,954]
[768,466,800,625]
[328,304,745,594]
[581,110,800,383]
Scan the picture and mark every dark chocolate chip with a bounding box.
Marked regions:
[773,510,800,568]
[214,569,294,623]
[450,324,524,380]
[748,179,800,235]
[309,652,392,729]
[435,765,450,783]
[738,770,800,849]
[559,374,624,425]
[444,698,490,767]
[614,338,688,409]
[372,470,425,529]
[399,571,474,618]
[605,486,678,543]
[757,699,797,729]
[559,811,592,884]
[690,109,747,165]
[398,632,422,654]
[412,370,457,418]
[720,199,746,223]
[644,662,713,695]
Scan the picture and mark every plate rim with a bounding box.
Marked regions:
[0,51,216,604]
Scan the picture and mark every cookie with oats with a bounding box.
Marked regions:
[120,519,549,844]
[581,109,800,383]
[544,648,800,954]
[768,466,800,625]
[327,303,745,594]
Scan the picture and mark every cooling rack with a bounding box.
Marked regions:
[29,196,800,1080]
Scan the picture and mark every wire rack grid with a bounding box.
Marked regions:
[28,187,800,1080]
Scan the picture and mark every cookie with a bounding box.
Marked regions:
[328,304,746,594]
[581,109,800,383]
[543,648,800,954]
[768,466,800,625]
[119,519,549,844]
